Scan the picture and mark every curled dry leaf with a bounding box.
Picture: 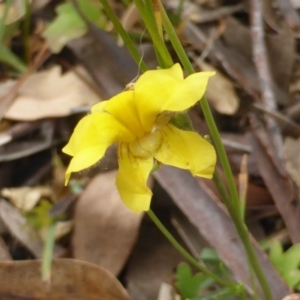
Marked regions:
[1,186,53,212]
[4,66,100,121]
[72,170,144,275]
[198,61,239,115]
[0,258,130,300]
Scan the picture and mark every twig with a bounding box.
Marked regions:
[249,0,285,167]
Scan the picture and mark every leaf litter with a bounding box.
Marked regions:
[0,0,300,299]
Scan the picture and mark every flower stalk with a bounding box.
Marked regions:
[147,209,233,288]
[157,4,273,299]
[99,0,148,73]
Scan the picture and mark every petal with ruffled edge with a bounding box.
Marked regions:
[153,124,216,178]
[116,143,153,213]
[92,91,144,138]
[63,112,135,183]
[134,63,214,131]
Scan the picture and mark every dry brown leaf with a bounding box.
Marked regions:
[4,66,100,121]
[248,130,300,244]
[0,236,12,261]
[1,186,53,211]
[284,136,300,189]
[198,61,239,115]
[126,215,183,300]
[291,0,300,8]
[0,258,130,300]
[72,170,143,275]
[282,294,300,300]
[39,221,73,242]
[0,200,65,258]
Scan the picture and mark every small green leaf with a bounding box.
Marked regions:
[282,244,300,271]
[269,242,284,271]
[283,269,300,288]
[0,45,27,73]
[43,0,105,53]
[269,242,300,288]
[175,262,203,299]
[24,199,54,230]
[200,248,220,263]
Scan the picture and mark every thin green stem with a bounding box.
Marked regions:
[159,5,273,300]
[99,0,148,73]
[22,0,31,64]
[42,221,56,282]
[213,170,231,206]
[147,209,232,288]
[0,0,13,44]
[133,0,173,67]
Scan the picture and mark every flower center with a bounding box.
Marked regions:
[153,111,175,131]
[129,130,163,158]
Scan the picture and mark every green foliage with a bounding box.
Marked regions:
[43,0,106,53]
[0,0,27,72]
[269,242,300,289]
[175,249,245,299]
[24,199,55,230]
[176,262,205,299]
[0,45,27,73]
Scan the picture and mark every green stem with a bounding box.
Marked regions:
[0,0,13,44]
[99,0,148,73]
[159,5,273,300]
[133,0,173,67]
[147,209,232,288]
[22,0,31,64]
[213,170,231,206]
[42,221,56,282]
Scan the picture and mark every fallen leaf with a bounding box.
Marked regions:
[198,61,239,115]
[72,170,143,275]
[1,186,53,211]
[39,220,73,242]
[0,258,130,300]
[290,0,300,8]
[4,66,100,121]
[126,214,183,300]
[43,0,105,53]
[247,130,300,243]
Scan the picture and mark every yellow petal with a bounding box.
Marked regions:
[116,143,153,213]
[63,112,135,183]
[64,146,106,184]
[153,124,216,178]
[134,63,214,131]
[92,91,144,138]
[91,101,107,112]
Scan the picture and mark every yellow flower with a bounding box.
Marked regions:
[63,64,216,213]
